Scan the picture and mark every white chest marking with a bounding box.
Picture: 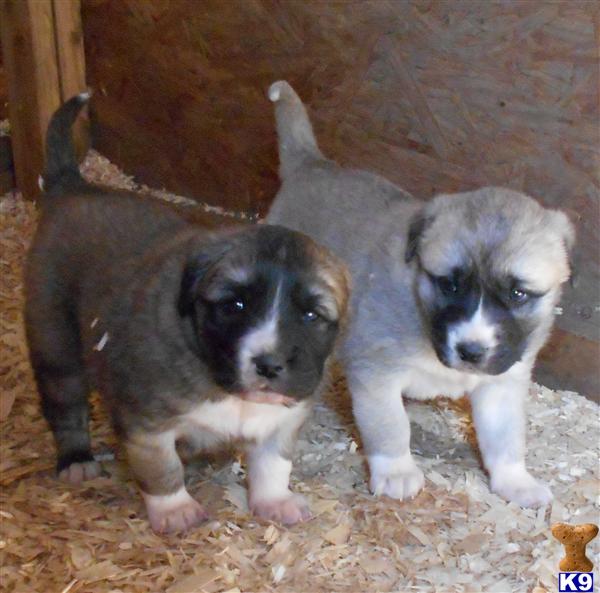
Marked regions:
[183,396,308,443]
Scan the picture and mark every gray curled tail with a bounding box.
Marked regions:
[42,91,90,195]
[268,80,324,180]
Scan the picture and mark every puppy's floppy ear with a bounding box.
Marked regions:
[178,242,232,316]
[546,209,577,286]
[547,209,576,254]
[321,247,352,323]
[405,211,433,263]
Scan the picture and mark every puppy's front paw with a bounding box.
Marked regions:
[368,453,425,500]
[250,493,311,525]
[490,464,553,507]
[142,488,208,534]
[58,460,102,484]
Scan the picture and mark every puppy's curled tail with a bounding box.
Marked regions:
[268,80,323,180]
[42,91,91,195]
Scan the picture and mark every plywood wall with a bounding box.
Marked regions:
[81,0,599,396]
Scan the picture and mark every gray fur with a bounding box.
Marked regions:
[266,80,575,507]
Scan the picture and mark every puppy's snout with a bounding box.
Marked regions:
[456,341,486,364]
[253,354,284,379]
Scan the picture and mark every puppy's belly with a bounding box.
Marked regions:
[402,365,484,400]
[181,396,308,444]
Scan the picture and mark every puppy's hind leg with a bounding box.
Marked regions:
[470,377,552,507]
[26,303,100,483]
[39,367,101,483]
[349,370,424,500]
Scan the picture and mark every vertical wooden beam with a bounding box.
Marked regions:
[0,0,87,200]
[52,0,88,157]
[0,0,60,200]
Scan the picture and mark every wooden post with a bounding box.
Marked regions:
[0,0,87,200]
[51,0,88,158]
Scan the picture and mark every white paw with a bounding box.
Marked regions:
[142,488,208,533]
[250,493,311,525]
[490,464,553,508]
[368,453,425,500]
[59,460,102,484]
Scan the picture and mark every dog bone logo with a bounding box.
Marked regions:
[551,522,598,572]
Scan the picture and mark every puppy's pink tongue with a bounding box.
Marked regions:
[242,392,296,406]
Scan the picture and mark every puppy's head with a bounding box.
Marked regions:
[179,225,349,400]
[406,187,575,375]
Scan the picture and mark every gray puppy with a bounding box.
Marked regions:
[25,94,349,532]
[266,81,575,507]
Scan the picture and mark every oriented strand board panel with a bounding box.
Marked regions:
[81,0,599,389]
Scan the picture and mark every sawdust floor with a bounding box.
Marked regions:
[1,153,599,593]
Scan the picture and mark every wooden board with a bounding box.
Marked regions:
[0,0,61,200]
[536,329,599,402]
[0,135,15,193]
[0,42,9,119]
[0,0,87,199]
[80,0,599,395]
[51,0,89,157]
[0,12,14,189]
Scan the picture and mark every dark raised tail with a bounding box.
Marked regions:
[42,91,90,195]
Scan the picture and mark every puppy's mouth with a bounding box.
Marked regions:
[239,384,298,406]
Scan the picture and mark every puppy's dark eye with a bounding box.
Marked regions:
[436,276,459,295]
[509,288,530,304]
[219,299,245,314]
[302,310,319,323]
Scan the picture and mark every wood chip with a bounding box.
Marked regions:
[223,483,249,513]
[405,524,431,546]
[323,521,352,545]
[76,560,121,583]
[166,569,220,593]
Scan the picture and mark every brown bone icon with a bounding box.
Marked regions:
[551,522,599,572]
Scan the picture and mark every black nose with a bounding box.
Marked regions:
[456,341,485,364]
[253,354,284,379]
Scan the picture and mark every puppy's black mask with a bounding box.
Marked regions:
[424,266,535,375]
[179,226,342,399]
[406,214,537,376]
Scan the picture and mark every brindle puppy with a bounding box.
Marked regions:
[25,94,349,533]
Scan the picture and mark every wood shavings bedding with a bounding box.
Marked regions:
[0,153,598,593]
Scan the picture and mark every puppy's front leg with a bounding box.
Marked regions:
[246,444,310,525]
[125,431,207,533]
[246,404,311,525]
[470,377,552,507]
[349,371,424,500]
